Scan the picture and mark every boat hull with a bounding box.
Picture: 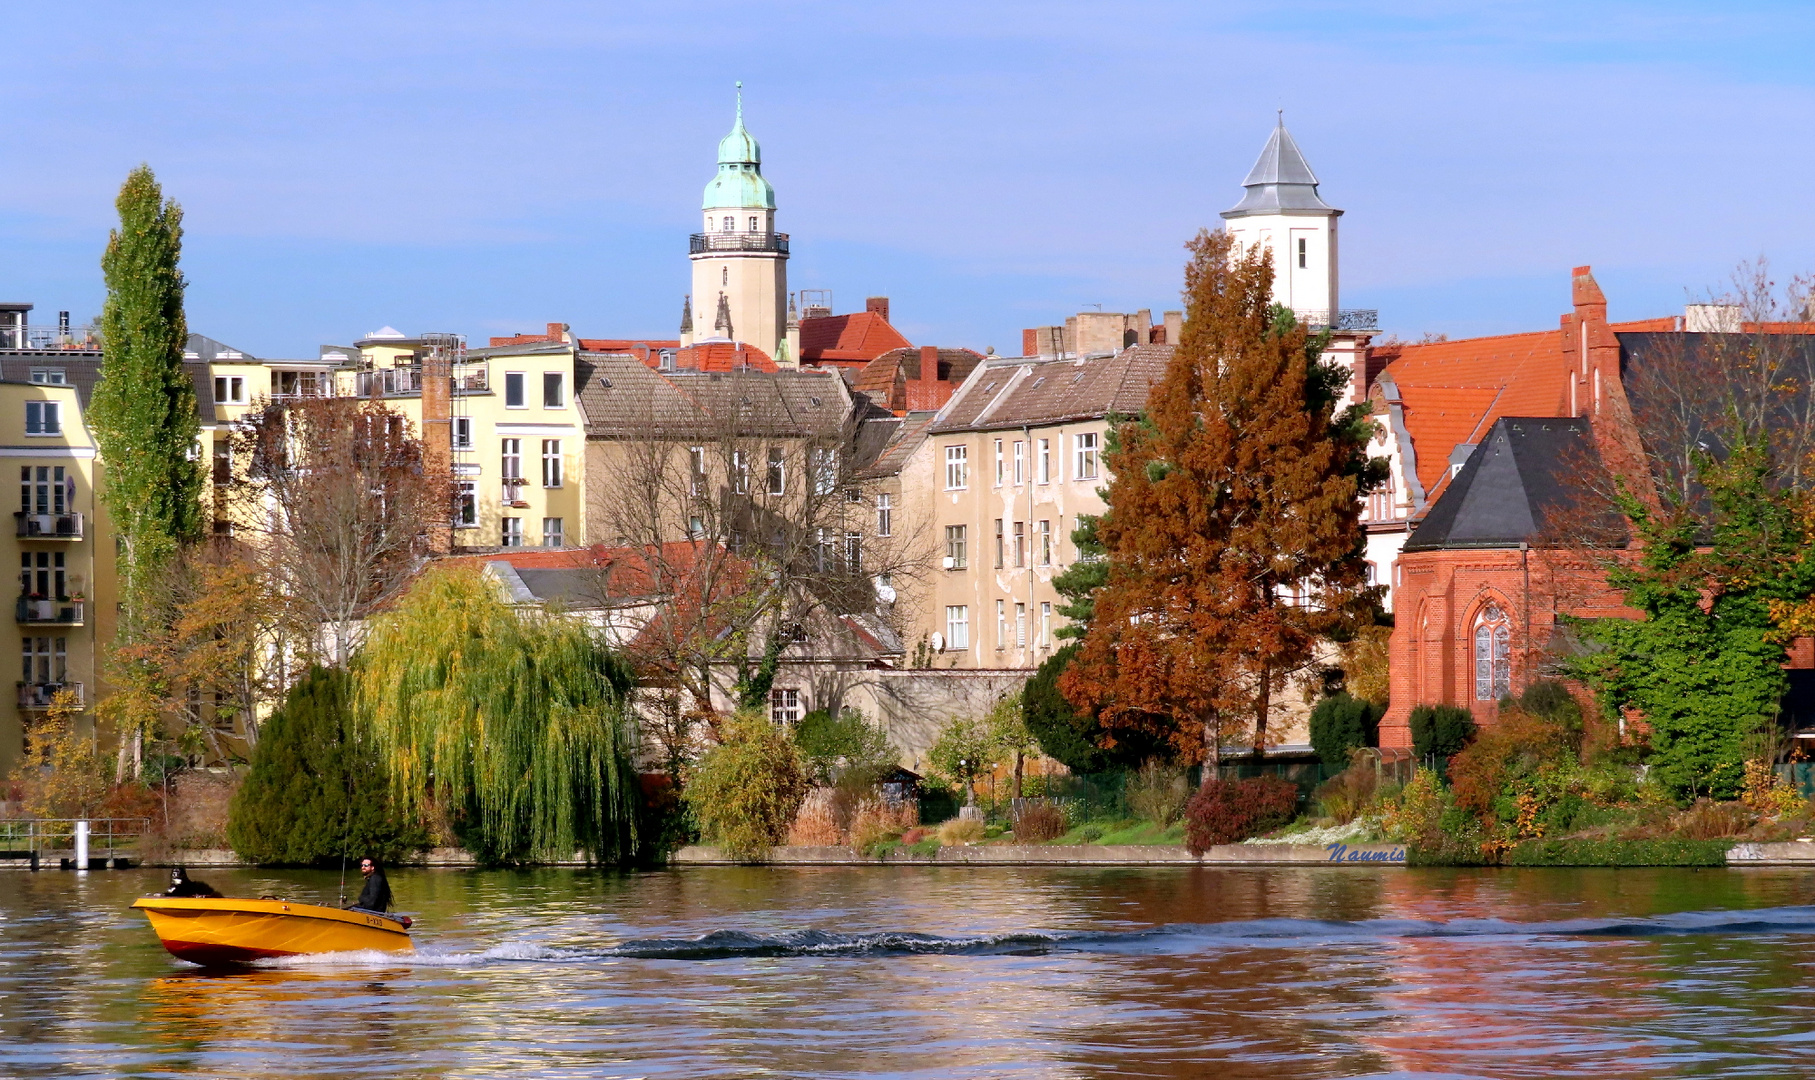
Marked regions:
[131,897,412,965]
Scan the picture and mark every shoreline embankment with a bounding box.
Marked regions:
[16,841,1815,870]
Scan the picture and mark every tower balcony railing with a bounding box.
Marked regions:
[690,232,790,255]
[1295,309,1380,333]
[352,365,489,398]
[15,512,84,540]
[0,325,101,351]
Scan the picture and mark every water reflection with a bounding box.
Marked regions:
[6,866,1815,1078]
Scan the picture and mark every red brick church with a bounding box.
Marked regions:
[1370,267,1815,749]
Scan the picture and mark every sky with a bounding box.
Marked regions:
[2,1,1814,358]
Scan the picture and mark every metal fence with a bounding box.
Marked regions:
[0,818,151,868]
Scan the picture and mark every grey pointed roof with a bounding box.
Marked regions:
[1221,118,1339,219]
[1402,417,1627,551]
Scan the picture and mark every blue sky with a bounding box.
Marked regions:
[2,1,1813,357]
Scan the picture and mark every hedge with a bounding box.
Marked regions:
[1505,839,1730,867]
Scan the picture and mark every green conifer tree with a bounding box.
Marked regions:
[91,165,204,638]
[227,667,430,866]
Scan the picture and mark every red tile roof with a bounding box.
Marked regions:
[578,338,681,353]
[670,341,776,372]
[1376,330,1571,497]
[799,312,911,366]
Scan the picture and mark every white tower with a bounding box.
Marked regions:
[1220,115,1341,324]
[688,84,791,365]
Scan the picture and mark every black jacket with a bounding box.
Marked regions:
[354,869,392,912]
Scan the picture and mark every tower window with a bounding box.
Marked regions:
[748,216,758,232]
[723,216,734,231]
[1297,237,1307,269]
[722,266,729,287]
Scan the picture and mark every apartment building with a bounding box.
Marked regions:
[905,345,1172,668]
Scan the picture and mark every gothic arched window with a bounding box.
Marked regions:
[1473,603,1511,700]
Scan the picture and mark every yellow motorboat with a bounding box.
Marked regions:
[131,896,413,966]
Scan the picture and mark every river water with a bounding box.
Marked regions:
[4,864,1815,1078]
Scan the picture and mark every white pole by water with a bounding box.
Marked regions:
[74,820,89,871]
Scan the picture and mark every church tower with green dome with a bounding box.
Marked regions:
[684,84,793,365]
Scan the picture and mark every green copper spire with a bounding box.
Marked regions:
[704,82,775,210]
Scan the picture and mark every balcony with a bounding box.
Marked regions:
[0,325,100,352]
[18,682,83,709]
[689,232,790,256]
[14,512,83,540]
[501,480,529,507]
[16,598,83,625]
[354,364,490,397]
[1296,309,1380,333]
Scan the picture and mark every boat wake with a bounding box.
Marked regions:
[248,905,1815,968]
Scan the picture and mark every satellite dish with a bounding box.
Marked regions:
[928,632,945,652]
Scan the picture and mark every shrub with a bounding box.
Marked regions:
[793,708,897,788]
[1671,798,1756,840]
[1741,760,1803,816]
[1313,755,1380,824]
[849,798,917,855]
[683,711,811,862]
[228,667,429,866]
[1410,704,1477,758]
[937,816,985,845]
[1126,759,1191,826]
[1183,777,1299,854]
[1013,801,1068,842]
[1505,839,1728,867]
[1022,644,1108,772]
[1447,707,1576,817]
[787,788,844,846]
[918,780,960,826]
[1309,693,1379,769]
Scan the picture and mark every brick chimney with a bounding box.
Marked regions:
[919,344,940,385]
[418,334,456,554]
[866,296,890,323]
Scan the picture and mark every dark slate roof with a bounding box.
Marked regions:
[1403,417,1628,552]
[856,411,937,480]
[0,353,214,418]
[931,344,1171,434]
[1221,119,1337,218]
[186,333,257,362]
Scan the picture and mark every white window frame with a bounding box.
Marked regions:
[812,447,838,496]
[541,440,563,488]
[501,438,522,482]
[945,606,969,650]
[1015,602,1026,648]
[1038,519,1052,566]
[944,445,968,490]
[543,372,564,409]
[944,524,967,569]
[501,517,523,547]
[1040,601,1052,648]
[24,401,59,437]
[28,368,65,385]
[770,687,802,725]
[996,599,1007,649]
[452,417,473,450]
[994,439,1004,486]
[542,517,564,548]
[766,447,784,495]
[1074,432,1099,480]
[1037,438,1050,483]
[455,481,477,527]
[1013,441,1025,485]
[876,492,893,537]
[504,371,526,408]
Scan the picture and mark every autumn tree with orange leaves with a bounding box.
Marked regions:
[1060,230,1385,770]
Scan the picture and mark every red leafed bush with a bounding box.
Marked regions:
[1184,776,1301,854]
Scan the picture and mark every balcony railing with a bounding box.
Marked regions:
[689,232,790,255]
[16,598,83,625]
[354,365,490,397]
[14,512,84,539]
[501,480,528,506]
[18,681,84,708]
[1296,309,1380,332]
[0,325,100,351]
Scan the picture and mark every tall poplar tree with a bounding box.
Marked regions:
[92,165,204,639]
[1061,230,1384,769]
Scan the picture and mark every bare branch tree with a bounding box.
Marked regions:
[228,396,448,665]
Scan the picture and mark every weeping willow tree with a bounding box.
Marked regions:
[356,566,641,864]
